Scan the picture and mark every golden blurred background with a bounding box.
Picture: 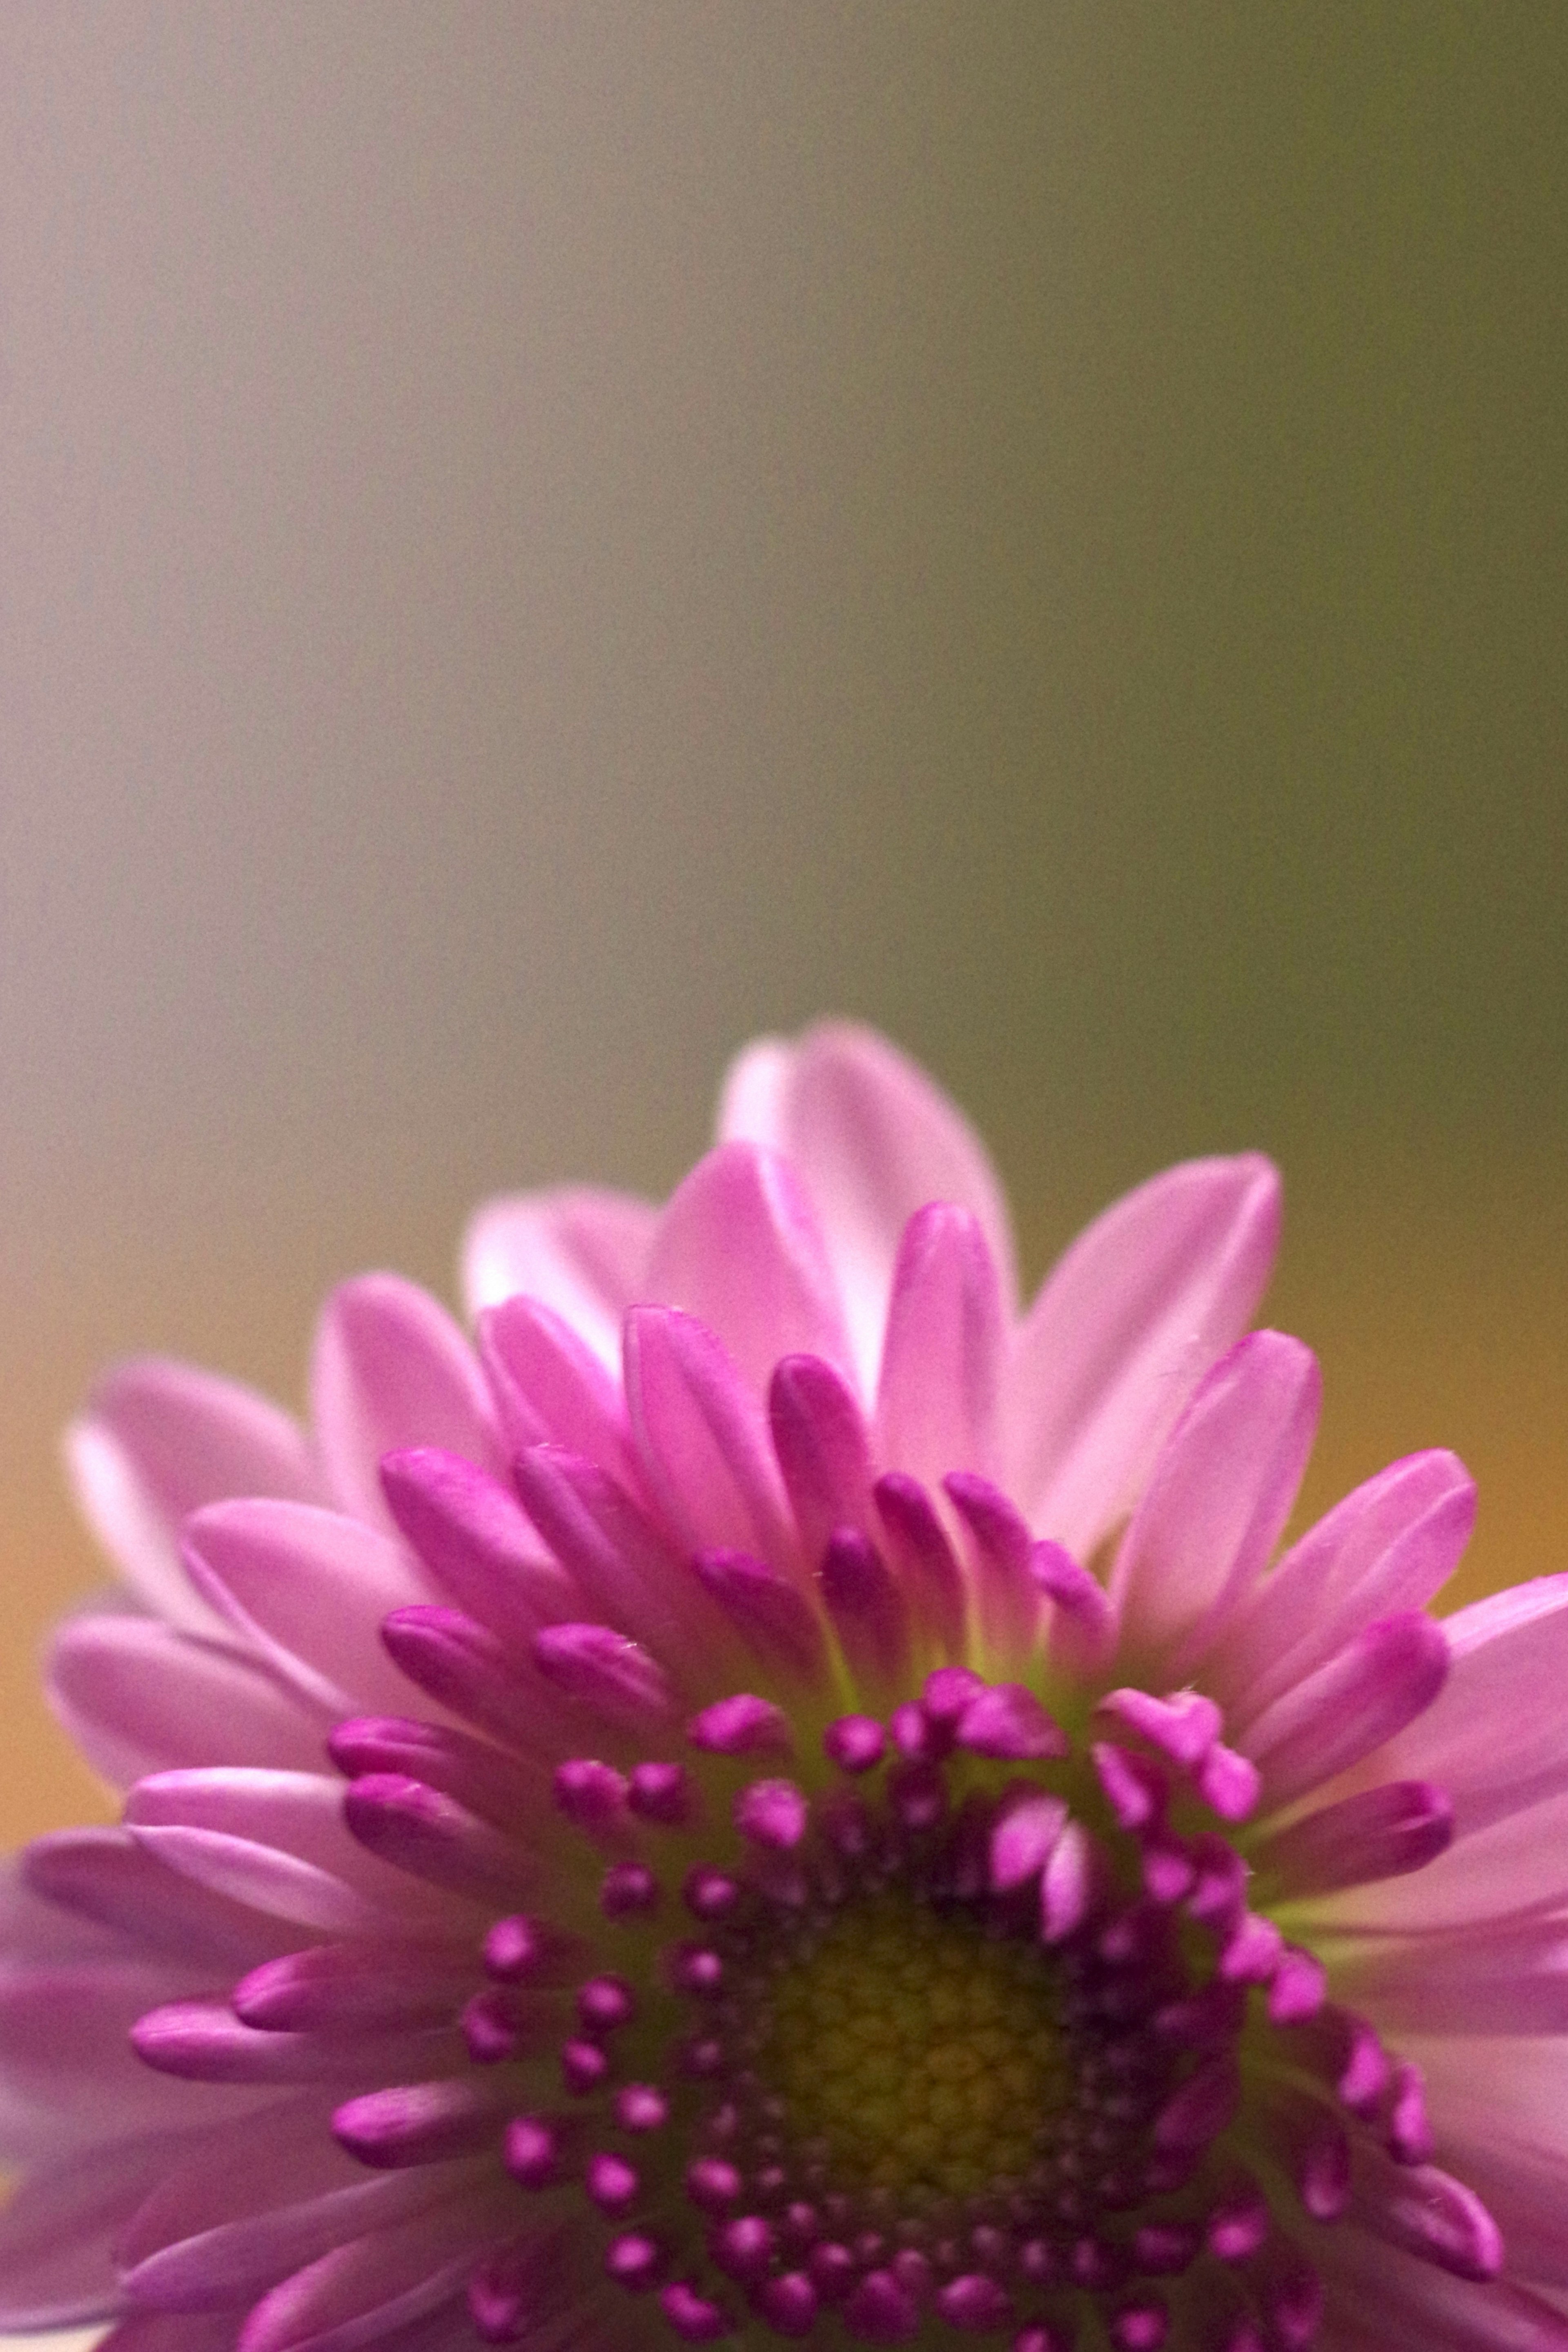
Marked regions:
[1,4,1564,1853]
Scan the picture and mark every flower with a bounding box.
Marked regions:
[2,1019,1564,2352]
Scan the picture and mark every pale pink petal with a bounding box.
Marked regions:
[1312,1786,1568,1934]
[48,1617,328,1789]
[875,1207,1005,1489]
[126,2142,474,2314]
[1004,1154,1280,1560]
[0,2126,206,2328]
[124,1772,454,1933]
[1411,2033,1568,2167]
[379,1448,576,1648]
[1369,1575,1568,1836]
[623,1307,795,1566]
[65,1359,325,1632]
[1337,1918,1568,2038]
[1240,1612,1448,1811]
[183,1501,439,1717]
[768,1354,876,1568]
[0,1966,263,2146]
[235,2189,503,2352]
[1321,2212,1568,2350]
[118,2097,349,2267]
[99,2312,243,2352]
[459,1185,657,1363]
[1206,1448,1474,1730]
[718,1022,1017,1395]
[476,1296,639,1490]
[21,1830,293,1974]
[1109,1331,1319,1670]
[310,1277,503,1535]
[644,1141,852,1392]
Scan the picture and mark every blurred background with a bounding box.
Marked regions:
[1,3,1564,1849]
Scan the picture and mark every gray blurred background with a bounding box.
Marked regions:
[1,4,1564,1842]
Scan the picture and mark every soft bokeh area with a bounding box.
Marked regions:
[1,2,1564,1855]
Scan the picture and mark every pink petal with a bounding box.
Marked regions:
[1338,1918,1568,2038]
[477,1296,639,1488]
[48,1617,327,1790]
[1207,1449,1475,1731]
[20,1829,292,1973]
[460,1184,657,1363]
[1254,1781,1454,1898]
[1370,1575,1568,1837]
[0,2127,205,2328]
[719,1022,1017,1394]
[1315,1786,1568,1934]
[768,1354,876,1567]
[1004,1154,1280,1560]
[512,1445,707,1658]
[124,1770,447,1931]
[1241,1613,1449,1811]
[341,1775,537,1908]
[645,1141,852,1394]
[310,1275,503,1534]
[130,2003,449,2088]
[1321,2225,1568,2352]
[183,1500,437,1717]
[96,2312,244,2352]
[232,1942,477,2035]
[873,1473,968,1657]
[122,2101,466,2313]
[378,1448,576,1648]
[1110,1331,1319,1672]
[377,1608,565,1758]
[328,1718,549,1831]
[623,1307,794,1564]
[236,2191,501,2352]
[875,1206,1004,1489]
[0,1965,257,2144]
[65,1359,325,1631]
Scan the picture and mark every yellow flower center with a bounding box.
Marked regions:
[760,1894,1071,2200]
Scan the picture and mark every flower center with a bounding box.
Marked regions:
[760,1893,1069,2198]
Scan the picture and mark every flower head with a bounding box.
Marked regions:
[3,1023,1564,2352]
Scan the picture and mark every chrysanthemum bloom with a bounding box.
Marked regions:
[3,1027,1565,2352]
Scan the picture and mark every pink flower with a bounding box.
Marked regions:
[1,1021,1561,2352]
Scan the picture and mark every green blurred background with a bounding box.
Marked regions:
[1,4,1564,1846]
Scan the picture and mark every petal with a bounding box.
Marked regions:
[0,2127,205,2328]
[310,1275,503,1533]
[125,1770,448,1931]
[1004,1154,1280,1559]
[1241,1613,1449,1811]
[459,1184,657,1363]
[477,1295,639,1489]
[768,1354,876,1567]
[1321,1785,1568,1936]
[0,1966,259,2147]
[65,1358,325,1630]
[1369,1575,1568,1836]
[21,1829,292,1973]
[183,1500,437,1717]
[379,1447,575,1646]
[875,1206,1005,1489]
[719,1022,1017,1394]
[1338,1918,1568,2038]
[511,1446,708,1658]
[1110,1330,1320,1670]
[235,2193,499,2352]
[623,1307,794,1565]
[48,1617,327,1789]
[119,2098,466,2312]
[645,1141,853,1393]
[1207,1449,1474,1730]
